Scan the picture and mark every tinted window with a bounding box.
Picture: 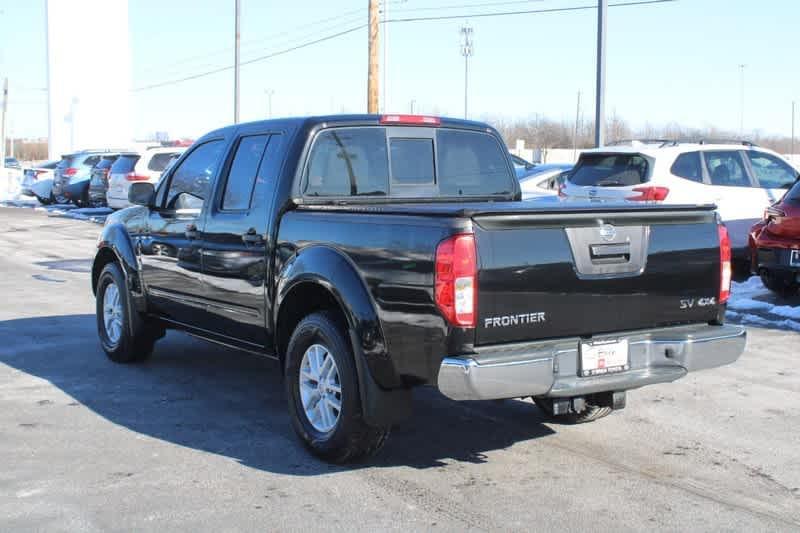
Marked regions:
[746,151,798,189]
[305,128,389,196]
[94,157,117,170]
[570,154,649,186]
[785,179,800,204]
[148,152,180,172]
[165,140,225,210]
[110,155,140,174]
[670,152,703,183]
[705,151,750,187]
[436,129,513,196]
[82,155,101,168]
[221,135,269,210]
[390,138,435,185]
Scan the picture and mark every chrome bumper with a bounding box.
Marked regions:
[437,324,746,401]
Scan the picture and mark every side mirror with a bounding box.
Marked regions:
[128,182,155,207]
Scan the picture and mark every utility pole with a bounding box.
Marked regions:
[234,0,241,124]
[792,101,796,159]
[738,64,746,137]
[460,24,474,120]
[265,89,274,118]
[594,0,607,147]
[410,99,416,114]
[573,91,581,161]
[367,0,380,114]
[1,78,7,168]
[381,0,387,113]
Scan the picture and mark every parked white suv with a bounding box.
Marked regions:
[107,147,186,209]
[561,140,800,269]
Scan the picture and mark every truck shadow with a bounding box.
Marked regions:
[0,314,555,475]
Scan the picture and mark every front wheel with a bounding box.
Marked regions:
[285,311,390,463]
[760,270,799,297]
[96,263,159,363]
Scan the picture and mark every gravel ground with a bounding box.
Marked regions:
[1,206,798,532]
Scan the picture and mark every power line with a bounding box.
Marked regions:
[133,0,675,93]
[134,25,366,92]
[385,0,676,23]
[391,0,544,12]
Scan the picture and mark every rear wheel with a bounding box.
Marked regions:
[760,270,799,297]
[96,263,161,363]
[534,398,613,424]
[285,311,390,463]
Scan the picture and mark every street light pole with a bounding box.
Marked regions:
[594,0,607,148]
[265,89,274,118]
[234,0,241,124]
[738,64,746,137]
[792,101,796,160]
[460,24,474,120]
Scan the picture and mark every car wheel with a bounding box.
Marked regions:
[760,270,799,297]
[38,193,54,206]
[96,263,159,363]
[285,311,390,463]
[534,398,613,424]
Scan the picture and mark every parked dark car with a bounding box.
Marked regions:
[749,178,800,295]
[4,156,21,169]
[92,114,745,463]
[53,149,124,204]
[87,155,121,207]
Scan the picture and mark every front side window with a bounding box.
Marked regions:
[436,129,513,196]
[304,128,389,197]
[570,154,649,186]
[221,135,269,210]
[165,140,225,210]
[705,151,750,188]
[746,151,798,189]
[670,152,703,183]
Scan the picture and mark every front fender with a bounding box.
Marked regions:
[275,245,400,389]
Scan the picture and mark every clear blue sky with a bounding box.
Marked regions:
[1,0,798,140]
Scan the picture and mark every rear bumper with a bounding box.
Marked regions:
[437,323,746,401]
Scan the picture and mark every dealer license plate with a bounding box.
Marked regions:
[790,250,800,267]
[580,339,629,377]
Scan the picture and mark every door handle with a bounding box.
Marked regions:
[185,224,198,239]
[242,228,264,244]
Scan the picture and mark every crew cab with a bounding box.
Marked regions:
[92,115,746,463]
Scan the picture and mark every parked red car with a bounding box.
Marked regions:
[749,178,800,295]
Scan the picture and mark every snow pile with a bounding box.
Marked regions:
[0,167,34,204]
[727,276,800,331]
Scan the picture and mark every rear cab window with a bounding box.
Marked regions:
[569,153,650,186]
[302,126,514,199]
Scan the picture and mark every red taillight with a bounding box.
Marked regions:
[125,173,150,182]
[63,167,78,176]
[379,114,441,126]
[626,186,669,201]
[719,225,731,304]
[435,234,477,328]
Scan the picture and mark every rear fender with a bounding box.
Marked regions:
[275,245,411,426]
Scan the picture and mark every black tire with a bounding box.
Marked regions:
[36,194,53,206]
[534,398,613,424]
[285,311,390,463]
[96,263,159,363]
[760,270,799,297]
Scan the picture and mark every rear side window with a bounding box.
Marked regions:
[569,154,649,186]
[148,152,180,172]
[221,135,269,210]
[390,138,435,185]
[705,151,750,187]
[746,151,798,189]
[670,152,703,183]
[436,129,514,196]
[111,155,140,174]
[304,128,389,196]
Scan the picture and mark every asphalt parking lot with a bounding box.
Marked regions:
[1,206,799,532]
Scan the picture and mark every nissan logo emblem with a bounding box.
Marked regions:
[599,224,617,242]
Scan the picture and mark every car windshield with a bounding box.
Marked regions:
[569,153,649,186]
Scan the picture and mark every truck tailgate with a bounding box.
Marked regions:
[473,207,721,345]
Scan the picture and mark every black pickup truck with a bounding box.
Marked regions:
[92,114,746,462]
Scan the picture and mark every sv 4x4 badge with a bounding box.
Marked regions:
[680,297,716,309]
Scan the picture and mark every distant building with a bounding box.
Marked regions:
[46,0,131,158]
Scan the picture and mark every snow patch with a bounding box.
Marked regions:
[727,276,800,331]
